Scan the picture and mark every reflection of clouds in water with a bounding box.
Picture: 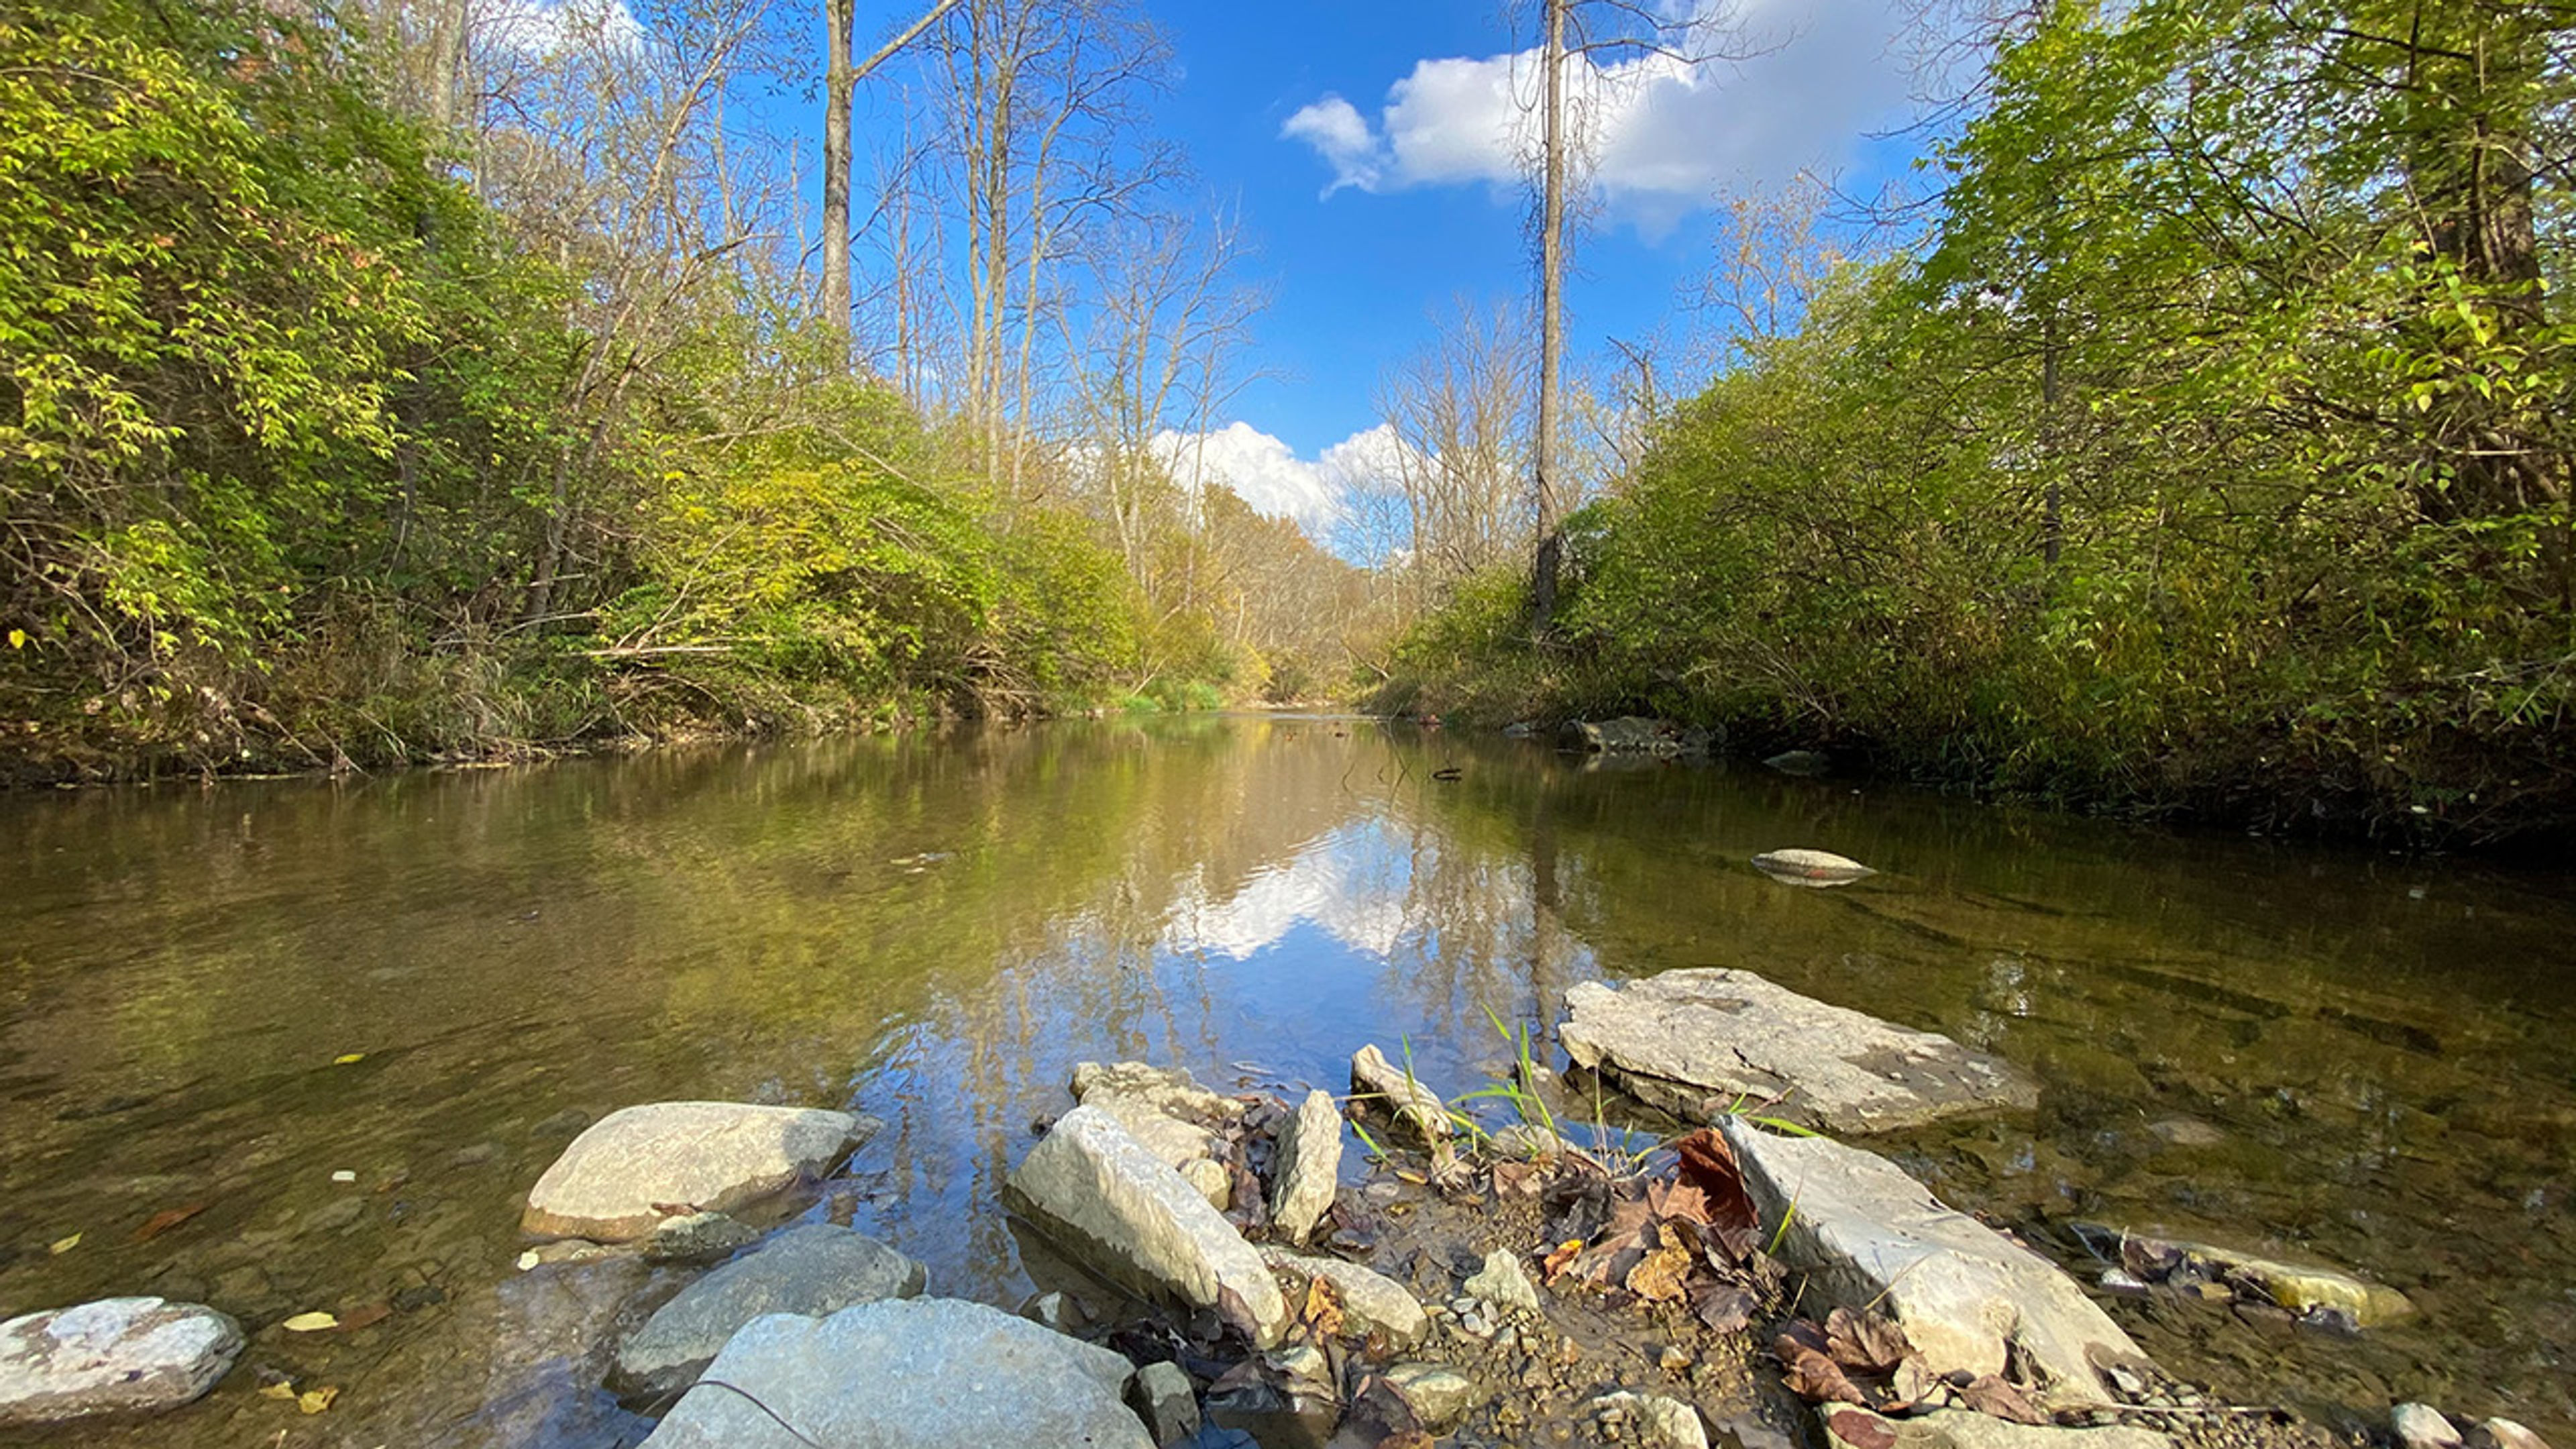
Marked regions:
[1160,820,1416,961]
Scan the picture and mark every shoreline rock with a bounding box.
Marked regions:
[0,1299,243,1428]
[1006,1104,1289,1347]
[522,1102,871,1242]
[1266,1088,1342,1244]
[1723,1120,2143,1405]
[615,1223,926,1397]
[1562,969,2038,1134]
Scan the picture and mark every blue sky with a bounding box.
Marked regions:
[817,0,1948,531]
[1126,0,1940,521]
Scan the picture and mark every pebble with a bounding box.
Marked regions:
[2396,1405,2465,1449]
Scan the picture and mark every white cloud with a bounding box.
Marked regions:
[1152,421,1407,535]
[1162,824,1412,961]
[480,0,646,58]
[1281,0,1919,223]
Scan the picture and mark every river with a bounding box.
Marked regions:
[0,717,2568,1446]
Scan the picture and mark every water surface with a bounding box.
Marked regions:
[0,718,2568,1446]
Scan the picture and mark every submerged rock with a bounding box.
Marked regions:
[1819,1406,2174,1449]
[1128,1360,1200,1446]
[1764,750,1834,776]
[1382,1362,1483,1428]
[2081,1226,2414,1327]
[638,1297,1150,1449]
[0,1298,242,1427]
[521,1102,870,1242]
[1723,1120,2143,1403]
[2395,1405,2465,1449]
[1560,718,1712,756]
[1462,1249,1542,1317]
[1266,1089,1342,1244]
[1562,969,2037,1134]
[642,1212,762,1265]
[1593,1390,1711,1449]
[1260,1248,1427,1344]
[615,1223,926,1397]
[1006,1104,1289,1347]
[1750,849,1877,886]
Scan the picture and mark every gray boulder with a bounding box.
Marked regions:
[1260,1248,1427,1344]
[2396,1406,2465,1449]
[616,1224,926,1396]
[1267,1089,1342,1244]
[522,1102,870,1242]
[1127,1360,1199,1446]
[1462,1249,1541,1317]
[638,1297,1150,1449]
[0,1298,242,1427]
[1071,1061,1241,1172]
[1723,1120,2141,1403]
[1006,1104,1289,1347]
[1561,969,2036,1134]
[1819,1406,2174,1449]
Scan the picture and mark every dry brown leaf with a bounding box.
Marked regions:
[1782,1344,1870,1406]
[1824,1305,1915,1376]
[1625,1242,1696,1303]
[1300,1275,1346,1340]
[337,1302,392,1332]
[134,1203,209,1242]
[1542,1238,1587,1283]
[1691,1283,1755,1333]
[297,1386,339,1415]
[1953,1374,2049,1426]
[1674,1128,1760,1237]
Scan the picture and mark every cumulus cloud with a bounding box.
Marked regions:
[1152,421,1407,535]
[1280,0,1919,221]
[480,0,646,58]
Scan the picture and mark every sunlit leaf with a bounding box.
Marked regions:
[280,1311,339,1332]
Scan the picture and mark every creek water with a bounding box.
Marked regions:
[0,716,2568,1448]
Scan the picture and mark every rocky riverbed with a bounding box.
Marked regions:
[4,965,2534,1449]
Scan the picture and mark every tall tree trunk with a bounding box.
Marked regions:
[1529,0,1568,635]
[822,0,855,346]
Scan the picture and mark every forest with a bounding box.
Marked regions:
[4,0,2572,840]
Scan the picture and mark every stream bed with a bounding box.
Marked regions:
[0,717,2568,1446]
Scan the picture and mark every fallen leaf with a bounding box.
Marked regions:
[1542,1238,1587,1283]
[258,1382,299,1403]
[135,1203,210,1242]
[1691,1283,1755,1333]
[1953,1374,2049,1426]
[1300,1275,1345,1341]
[281,1311,340,1332]
[1782,1344,1870,1406]
[1674,1128,1760,1238]
[48,1233,80,1255]
[1827,1409,1900,1449]
[1625,1242,1696,1303]
[333,1053,366,1065]
[1824,1305,1915,1376]
[297,1386,339,1414]
[515,1249,540,1271]
[337,1302,392,1332]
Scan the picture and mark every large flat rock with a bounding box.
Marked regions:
[1260,1248,1426,1344]
[638,1297,1149,1449]
[616,1224,925,1397]
[1071,1061,1238,1171]
[0,1298,242,1427]
[1267,1089,1342,1244]
[1820,1406,2174,1449]
[1724,1120,2141,1404]
[1006,1104,1289,1347]
[522,1102,867,1242]
[1562,970,2036,1133]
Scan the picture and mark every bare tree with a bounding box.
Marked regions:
[822,0,956,350]
[1371,299,1535,606]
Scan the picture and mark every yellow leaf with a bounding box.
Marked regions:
[298,1387,339,1414]
[48,1233,80,1255]
[280,1311,339,1332]
[258,1382,299,1402]
[6,630,23,650]
[333,1053,366,1065]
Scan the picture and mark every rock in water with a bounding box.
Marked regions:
[642,1212,762,1265]
[0,1299,243,1427]
[1723,1120,2144,1403]
[2472,1422,2554,1449]
[616,1224,926,1397]
[2084,1228,2413,1326]
[1071,1061,1243,1171]
[1819,1406,2176,1449]
[1750,849,1876,886]
[1383,1364,1483,1428]
[521,1102,869,1242]
[1267,1089,1342,1244]
[638,1297,1150,1449]
[1006,1104,1289,1347]
[1764,750,1833,776]
[1560,718,1713,756]
[1260,1248,1428,1344]
[1561,969,2037,1134]
[2394,1406,2465,1449]
[1593,1391,1711,1449]
[1128,1360,1200,1446]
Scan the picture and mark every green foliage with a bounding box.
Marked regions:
[1397,0,2576,841]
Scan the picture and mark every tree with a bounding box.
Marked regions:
[821,0,955,350]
